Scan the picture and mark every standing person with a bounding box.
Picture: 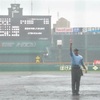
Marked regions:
[70,39,87,96]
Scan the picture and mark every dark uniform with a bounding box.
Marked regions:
[70,49,84,95]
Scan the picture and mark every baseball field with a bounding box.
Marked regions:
[0,71,99,100]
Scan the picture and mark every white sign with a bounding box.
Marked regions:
[57,40,63,45]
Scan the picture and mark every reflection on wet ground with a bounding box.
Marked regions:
[0,72,99,100]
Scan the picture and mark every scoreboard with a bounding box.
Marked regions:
[0,4,51,40]
[19,16,51,39]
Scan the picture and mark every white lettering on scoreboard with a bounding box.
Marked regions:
[0,42,36,47]
[16,42,36,47]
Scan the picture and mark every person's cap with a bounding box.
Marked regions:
[74,48,79,51]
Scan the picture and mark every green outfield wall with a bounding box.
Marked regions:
[0,63,99,72]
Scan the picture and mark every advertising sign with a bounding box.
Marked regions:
[55,28,73,32]
[94,60,100,64]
